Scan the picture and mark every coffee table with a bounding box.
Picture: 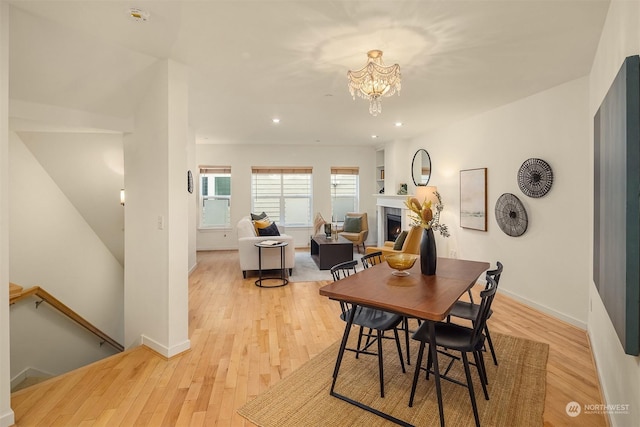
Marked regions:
[310,235,353,270]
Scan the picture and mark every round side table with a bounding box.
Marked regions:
[254,241,289,288]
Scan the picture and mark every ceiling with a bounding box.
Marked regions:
[8,1,610,146]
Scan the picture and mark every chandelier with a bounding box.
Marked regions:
[347,50,401,116]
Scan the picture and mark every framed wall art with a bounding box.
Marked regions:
[460,168,487,231]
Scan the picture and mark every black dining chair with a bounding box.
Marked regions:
[360,251,383,269]
[361,250,416,365]
[330,260,406,398]
[408,274,498,427]
[448,262,503,366]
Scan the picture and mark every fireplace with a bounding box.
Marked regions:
[375,196,410,246]
[385,211,402,242]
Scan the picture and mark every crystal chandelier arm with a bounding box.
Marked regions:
[347,50,401,116]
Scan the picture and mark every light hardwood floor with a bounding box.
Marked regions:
[11,250,607,426]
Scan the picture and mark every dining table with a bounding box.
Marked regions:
[319,257,490,427]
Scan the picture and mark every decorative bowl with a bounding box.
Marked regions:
[386,254,419,276]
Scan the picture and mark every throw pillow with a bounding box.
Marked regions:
[257,222,280,236]
[343,216,362,233]
[393,230,408,250]
[251,211,269,221]
[253,218,272,235]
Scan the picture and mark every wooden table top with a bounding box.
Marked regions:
[319,257,490,321]
[312,235,352,246]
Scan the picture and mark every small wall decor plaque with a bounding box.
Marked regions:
[517,158,553,198]
[187,170,194,193]
[495,193,528,237]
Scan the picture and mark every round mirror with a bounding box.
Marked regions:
[411,149,431,186]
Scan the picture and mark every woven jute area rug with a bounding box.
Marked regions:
[238,332,548,426]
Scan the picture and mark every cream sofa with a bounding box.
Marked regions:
[237,216,295,278]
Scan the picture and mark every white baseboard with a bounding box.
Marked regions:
[0,409,15,427]
[141,335,191,358]
[499,288,587,330]
[189,261,198,275]
[10,366,55,389]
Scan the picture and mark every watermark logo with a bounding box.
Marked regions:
[566,401,631,417]
[584,403,630,415]
[566,401,581,417]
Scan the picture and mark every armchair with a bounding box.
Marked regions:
[339,212,368,253]
[364,225,422,261]
[237,216,295,278]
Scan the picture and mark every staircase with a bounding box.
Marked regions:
[8,282,124,392]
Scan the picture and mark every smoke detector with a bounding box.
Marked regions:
[128,8,150,22]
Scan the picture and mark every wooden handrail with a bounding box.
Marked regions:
[9,285,124,352]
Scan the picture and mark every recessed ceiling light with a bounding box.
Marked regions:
[394,122,403,127]
[371,135,378,139]
[129,8,150,22]
[272,118,280,124]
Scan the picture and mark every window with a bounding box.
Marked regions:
[331,167,359,222]
[251,167,312,226]
[200,166,231,228]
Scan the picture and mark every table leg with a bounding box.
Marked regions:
[280,245,286,281]
[429,321,445,427]
[257,246,263,285]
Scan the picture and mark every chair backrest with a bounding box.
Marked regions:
[471,275,498,343]
[469,261,503,305]
[487,261,503,287]
[361,251,383,269]
[330,259,358,281]
[401,226,422,254]
[345,212,368,233]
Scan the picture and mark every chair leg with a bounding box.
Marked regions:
[473,349,488,386]
[477,349,489,386]
[392,328,406,373]
[355,326,365,359]
[403,317,411,365]
[485,325,498,365]
[409,341,426,407]
[462,352,481,427]
[426,346,432,380]
[473,350,489,400]
[377,330,385,397]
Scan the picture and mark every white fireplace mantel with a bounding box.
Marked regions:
[374,194,413,246]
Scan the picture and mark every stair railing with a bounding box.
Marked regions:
[9,283,124,352]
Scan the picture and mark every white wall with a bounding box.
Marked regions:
[588,2,640,426]
[17,131,125,265]
[386,77,591,328]
[195,144,377,250]
[0,2,14,425]
[123,59,190,357]
[9,132,124,378]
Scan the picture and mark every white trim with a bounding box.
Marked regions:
[0,410,14,427]
[10,366,54,390]
[189,261,199,275]
[587,328,613,427]
[141,335,191,358]
[499,288,587,330]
